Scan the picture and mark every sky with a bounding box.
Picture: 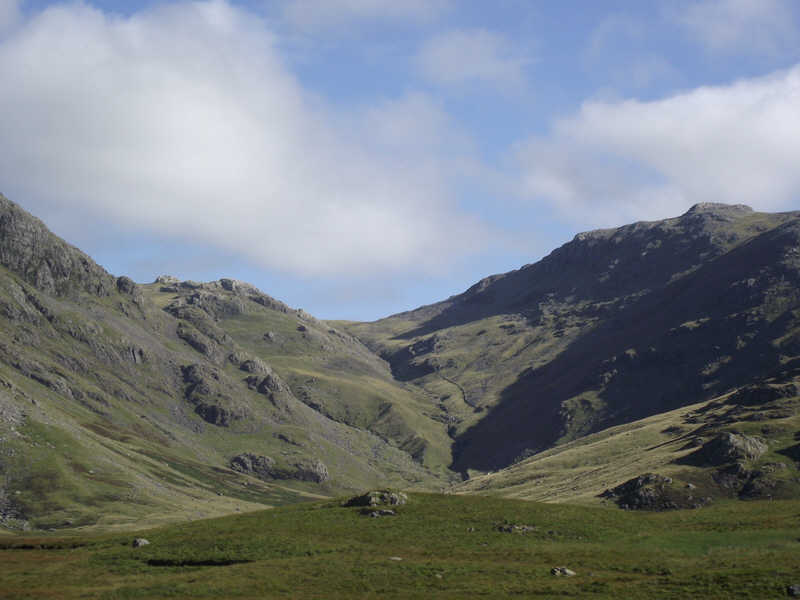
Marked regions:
[0,0,799,320]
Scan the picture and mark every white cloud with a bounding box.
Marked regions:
[416,28,531,92]
[0,0,485,277]
[0,0,20,33]
[584,14,680,92]
[676,0,799,56]
[282,0,450,31]
[516,65,800,227]
[586,13,645,58]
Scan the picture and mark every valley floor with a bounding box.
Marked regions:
[1,494,798,599]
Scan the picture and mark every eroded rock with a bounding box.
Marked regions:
[602,473,711,511]
[343,490,408,507]
[230,453,329,483]
[690,432,767,466]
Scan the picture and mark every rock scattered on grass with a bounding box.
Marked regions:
[132,538,150,548]
[687,432,767,466]
[551,567,576,576]
[365,509,396,518]
[601,473,712,511]
[343,490,408,508]
[230,453,329,483]
[787,584,800,597]
[494,523,535,533]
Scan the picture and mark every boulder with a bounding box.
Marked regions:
[365,509,396,517]
[239,358,269,374]
[691,432,768,466]
[132,538,150,548]
[230,454,329,483]
[230,453,276,478]
[343,490,408,508]
[292,459,329,483]
[602,473,711,511]
[155,275,179,284]
[726,383,799,406]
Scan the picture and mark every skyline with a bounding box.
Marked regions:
[1,0,799,319]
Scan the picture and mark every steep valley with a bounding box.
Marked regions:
[1,194,800,534]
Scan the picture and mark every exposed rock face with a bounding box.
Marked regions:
[176,322,222,362]
[292,459,329,483]
[342,490,408,507]
[229,453,329,483]
[116,276,137,295]
[602,473,711,511]
[726,383,799,406]
[0,195,115,297]
[230,453,276,478]
[181,364,246,427]
[239,358,270,375]
[689,432,767,466]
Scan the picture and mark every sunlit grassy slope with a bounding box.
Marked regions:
[2,494,799,599]
[455,385,800,503]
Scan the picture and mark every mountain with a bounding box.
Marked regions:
[0,193,454,531]
[2,194,800,532]
[345,203,800,474]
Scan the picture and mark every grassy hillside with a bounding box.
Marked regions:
[2,494,799,598]
[346,204,800,474]
[455,372,800,504]
[0,194,453,532]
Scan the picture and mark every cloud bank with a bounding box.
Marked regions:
[282,0,450,31]
[0,0,20,32]
[676,0,799,56]
[417,28,531,92]
[517,65,800,226]
[0,0,483,277]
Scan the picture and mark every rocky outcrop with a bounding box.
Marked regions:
[726,383,799,407]
[0,195,115,297]
[686,432,767,466]
[342,490,408,507]
[168,305,230,345]
[181,364,246,427]
[176,322,223,361]
[292,459,329,483]
[161,278,291,318]
[229,453,329,483]
[229,453,276,478]
[601,473,711,511]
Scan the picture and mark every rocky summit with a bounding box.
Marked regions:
[1,193,800,532]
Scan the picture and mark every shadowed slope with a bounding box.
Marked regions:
[347,204,800,474]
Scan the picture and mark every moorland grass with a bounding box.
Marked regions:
[1,493,798,598]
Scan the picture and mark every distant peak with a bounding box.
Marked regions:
[684,202,753,216]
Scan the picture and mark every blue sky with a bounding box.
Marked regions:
[1,0,799,319]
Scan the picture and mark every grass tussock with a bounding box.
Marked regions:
[2,493,799,599]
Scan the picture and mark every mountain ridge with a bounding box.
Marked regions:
[2,193,799,532]
[345,202,800,473]
[0,193,455,532]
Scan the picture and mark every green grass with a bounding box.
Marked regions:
[1,494,799,598]
[455,392,800,504]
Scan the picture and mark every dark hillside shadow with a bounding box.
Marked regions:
[451,220,800,473]
[397,212,790,341]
